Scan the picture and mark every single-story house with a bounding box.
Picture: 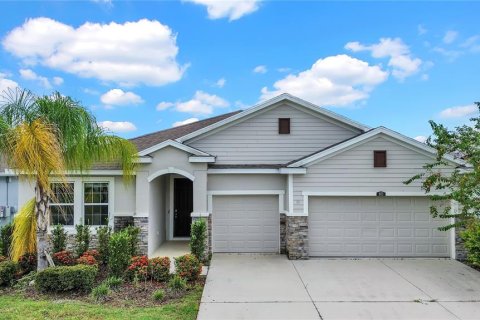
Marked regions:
[8,93,465,259]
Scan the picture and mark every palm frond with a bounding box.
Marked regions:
[11,198,36,261]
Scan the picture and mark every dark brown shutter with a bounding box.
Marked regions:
[279,118,290,134]
[374,150,387,167]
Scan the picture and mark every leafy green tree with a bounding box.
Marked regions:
[0,88,137,269]
[405,102,479,230]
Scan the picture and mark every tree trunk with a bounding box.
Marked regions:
[35,182,50,271]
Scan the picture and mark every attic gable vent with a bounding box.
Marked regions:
[279,118,290,134]
[374,150,387,168]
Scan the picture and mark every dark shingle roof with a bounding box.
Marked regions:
[130,110,242,152]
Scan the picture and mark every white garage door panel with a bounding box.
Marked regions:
[309,197,450,257]
[213,195,279,253]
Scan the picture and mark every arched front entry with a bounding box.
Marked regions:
[148,168,194,256]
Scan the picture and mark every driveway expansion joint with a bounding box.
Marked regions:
[291,261,324,320]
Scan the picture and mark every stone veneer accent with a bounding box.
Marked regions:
[114,216,134,232]
[285,216,308,260]
[280,213,286,254]
[133,217,149,255]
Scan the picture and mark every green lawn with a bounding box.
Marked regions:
[0,286,203,320]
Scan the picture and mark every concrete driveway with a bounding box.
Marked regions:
[197,254,480,320]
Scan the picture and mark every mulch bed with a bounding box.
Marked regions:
[5,265,205,308]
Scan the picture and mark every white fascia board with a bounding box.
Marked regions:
[288,127,465,168]
[136,157,152,163]
[207,168,306,174]
[137,139,211,157]
[189,156,216,163]
[177,93,370,143]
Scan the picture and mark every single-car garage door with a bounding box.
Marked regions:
[309,196,450,257]
[212,195,279,253]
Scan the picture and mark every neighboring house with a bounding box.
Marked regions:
[14,94,464,259]
[0,158,18,227]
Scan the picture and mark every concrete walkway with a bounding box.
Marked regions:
[198,254,480,320]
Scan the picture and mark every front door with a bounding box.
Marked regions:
[173,178,193,237]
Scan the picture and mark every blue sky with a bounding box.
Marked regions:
[0,1,479,141]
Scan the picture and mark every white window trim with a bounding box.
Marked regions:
[48,177,115,234]
[49,182,75,227]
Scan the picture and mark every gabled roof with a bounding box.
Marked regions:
[287,126,466,167]
[130,110,242,152]
[137,139,212,157]
[177,93,371,143]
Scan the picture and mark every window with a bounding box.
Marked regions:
[374,150,387,168]
[279,118,290,134]
[50,183,74,225]
[84,182,109,226]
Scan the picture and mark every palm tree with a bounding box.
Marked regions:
[0,88,137,270]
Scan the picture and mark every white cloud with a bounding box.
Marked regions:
[345,37,422,80]
[3,18,186,86]
[215,77,226,88]
[100,89,144,107]
[185,0,260,21]
[98,121,137,133]
[158,91,229,114]
[277,67,291,73]
[414,135,428,143]
[260,54,388,106]
[418,24,427,36]
[52,77,64,86]
[19,68,54,88]
[253,65,267,74]
[443,30,458,44]
[172,117,199,127]
[0,73,19,94]
[440,104,478,119]
[433,47,462,61]
[421,74,429,81]
[461,35,480,53]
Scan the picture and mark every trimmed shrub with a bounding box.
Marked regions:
[77,254,98,266]
[91,283,110,302]
[74,224,91,257]
[18,252,37,273]
[36,265,97,292]
[124,226,140,256]
[108,230,131,277]
[13,271,36,291]
[152,289,165,301]
[190,219,207,262]
[174,254,202,282]
[126,255,149,281]
[53,250,75,266]
[168,275,187,293]
[149,257,170,282]
[0,261,18,287]
[97,226,111,264]
[0,223,13,257]
[461,220,480,266]
[103,276,123,290]
[51,224,67,253]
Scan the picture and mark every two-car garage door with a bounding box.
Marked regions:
[309,196,450,257]
[212,195,279,253]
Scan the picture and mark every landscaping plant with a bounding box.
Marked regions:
[149,256,170,282]
[461,220,480,266]
[35,264,98,292]
[0,261,18,286]
[96,226,111,264]
[91,283,110,302]
[108,230,131,277]
[52,250,75,266]
[152,289,165,301]
[102,276,123,290]
[74,224,91,257]
[18,252,36,274]
[0,223,13,257]
[50,224,67,253]
[174,254,202,282]
[168,275,187,293]
[0,88,137,270]
[126,255,149,281]
[124,226,140,256]
[190,219,207,262]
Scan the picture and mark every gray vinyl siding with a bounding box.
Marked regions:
[208,174,286,191]
[188,103,361,164]
[293,135,450,213]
